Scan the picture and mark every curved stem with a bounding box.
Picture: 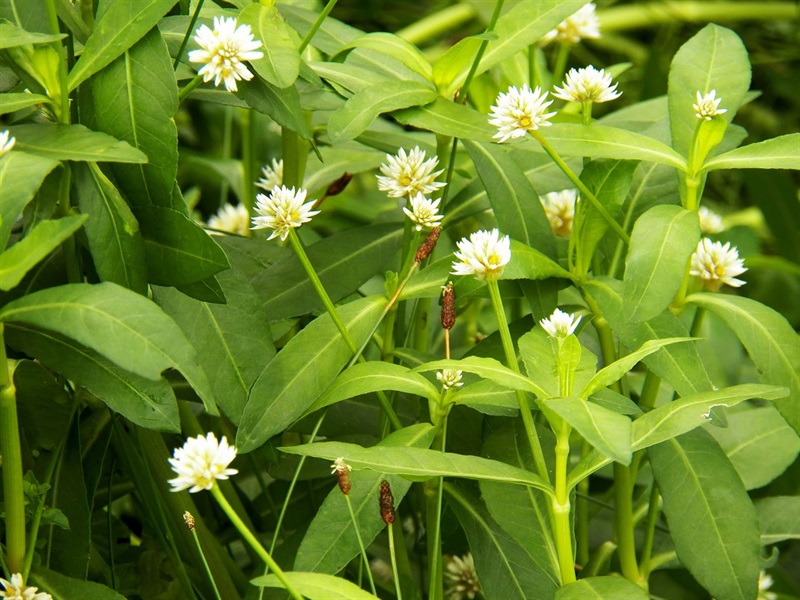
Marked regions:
[454,0,505,104]
[345,494,377,595]
[638,484,662,581]
[178,73,204,102]
[188,518,222,600]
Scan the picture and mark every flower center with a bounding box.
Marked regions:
[519,116,532,128]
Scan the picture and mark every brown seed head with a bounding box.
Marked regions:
[326,172,353,197]
[441,281,455,330]
[183,511,195,531]
[415,227,441,263]
[379,480,395,525]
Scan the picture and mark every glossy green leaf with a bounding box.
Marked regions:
[311,60,389,95]
[433,36,481,97]
[0,215,86,291]
[0,152,60,249]
[668,24,751,159]
[278,4,361,56]
[66,0,177,90]
[254,223,402,320]
[342,32,432,79]
[303,145,384,194]
[328,81,438,143]
[72,163,147,293]
[31,566,127,599]
[5,124,147,163]
[755,496,800,545]
[154,269,275,424]
[503,240,571,280]
[137,206,230,287]
[709,406,800,490]
[0,22,64,48]
[252,572,377,599]
[236,296,388,452]
[0,91,51,114]
[0,282,218,415]
[687,293,800,433]
[393,97,496,141]
[294,424,435,574]
[239,4,300,89]
[13,360,72,450]
[555,576,649,600]
[650,429,760,600]
[702,134,800,171]
[415,356,549,399]
[89,28,178,209]
[623,205,700,322]
[452,380,519,416]
[237,76,313,141]
[282,441,553,492]
[6,323,180,432]
[520,328,597,399]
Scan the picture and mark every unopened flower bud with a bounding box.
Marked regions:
[183,511,195,531]
[331,457,352,495]
[441,281,455,330]
[415,227,441,263]
[326,172,353,197]
[379,480,396,525]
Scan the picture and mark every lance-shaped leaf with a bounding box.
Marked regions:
[0,22,65,48]
[452,380,519,416]
[622,205,700,322]
[341,32,432,79]
[687,293,800,433]
[0,92,51,115]
[394,97,496,141]
[239,4,300,89]
[755,496,800,546]
[702,133,800,171]
[237,76,313,141]
[0,152,60,248]
[281,441,553,493]
[6,124,147,163]
[236,296,388,453]
[278,4,361,56]
[555,576,650,600]
[503,240,571,280]
[650,429,760,600]
[415,356,549,399]
[0,282,218,415]
[252,572,378,599]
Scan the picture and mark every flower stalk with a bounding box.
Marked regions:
[184,512,222,600]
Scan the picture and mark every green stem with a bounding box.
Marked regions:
[613,463,641,584]
[345,494,377,595]
[281,126,308,189]
[553,420,576,584]
[426,418,448,600]
[388,521,403,600]
[638,370,662,410]
[551,43,570,89]
[583,541,618,578]
[241,108,256,213]
[581,100,593,126]
[173,0,205,69]
[210,485,302,600]
[638,484,661,582]
[528,44,539,88]
[188,519,222,600]
[575,441,590,568]
[530,130,630,245]
[395,4,476,45]
[455,0,505,104]
[689,306,706,337]
[44,0,69,123]
[0,331,24,575]
[298,0,339,52]
[178,73,204,102]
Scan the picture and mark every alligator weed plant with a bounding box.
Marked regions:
[1,1,798,599]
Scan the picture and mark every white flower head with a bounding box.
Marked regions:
[377,146,445,199]
[0,130,16,158]
[451,228,512,282]
[188,16,264,92]
[489,84,557,143]
[330,457,352,475]
[256,158,283,192]
[0,573,52,600]
[444,553,480,600]
[758,570,777,600]
[693,90,727,120]
[540,189,579,237]
[437,369,464,390]
[168,432,238,493]
[698,206,724,235]
[540,3,601,46]
[690,238,747,290]
[207,202,250,236]
[403,192,444,231]
[553,65,621,104]
[540,308,582,339]
[251,185,320,241]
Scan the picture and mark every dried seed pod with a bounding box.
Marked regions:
[441,281,455,330]
[183,511,195,531]
[331,458,352,495]
[379,480,396,525]
[415,226,441,263]
[326,172,353,197]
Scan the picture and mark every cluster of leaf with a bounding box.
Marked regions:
[0,0,798,599]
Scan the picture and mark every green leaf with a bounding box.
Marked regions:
[278,4,361,56]
[555,576,650,600]
[0,152,60,248]
[462,140,554,254]
[153,269,275,424]
[0,215,87,291]
[0,282,218,415]
[622,205,700,322]
[236,296,388,452]
[520,328,597,399]
[415,356,549,399]
[433,36,481,97]
[6,323,180,432]
[328,81,438,143]
[702,134,800,171]
[394,97,496,141]
[282,441,553,492]
[708,406,800,491]
[237,76,313,141]
[503,240,572,280]
[66,0,177,91]
[342,32,432,79]
[252,572,378,599]
[687,293,800,433]
[541,397,632,464]
[668,24,751,159]
[303,145,385,194]
[0,91,51,114]
[72,163,147,293]
[452,380,519,416]
[88,28,178,209]
[0,22,65,48]
[239,4,300,89]
[5,124,147,163]
[311,60,389,95]
[755,496,800,545]
[14,360,72,450]
[649,429,760,600]
[446,483,557,600]
[31,566,126,600]
[294,424,435,574]
[137,206,230,287]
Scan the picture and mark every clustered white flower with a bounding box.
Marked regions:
[188,16,264,92]
[690,238,747,290]
[553,65,621,104]
[540,308,582,340]
[698,206,724,235]
[437,369,464,390]
[758,570,777,600]
[540,189,579,237]
[207,202,250,236]
[0,130,15,158]
[444,553,481,600]
[540,3,601,46]
[451,228,512,282]
[251,185,320,241]
[168,432,238,493]
[489,84,556,143]
[377,146,445,199]
[693,90,727,120]
[403,192,444,231]
[330,457,352,475]
[0,573,52,600]
[256,158,283,192]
